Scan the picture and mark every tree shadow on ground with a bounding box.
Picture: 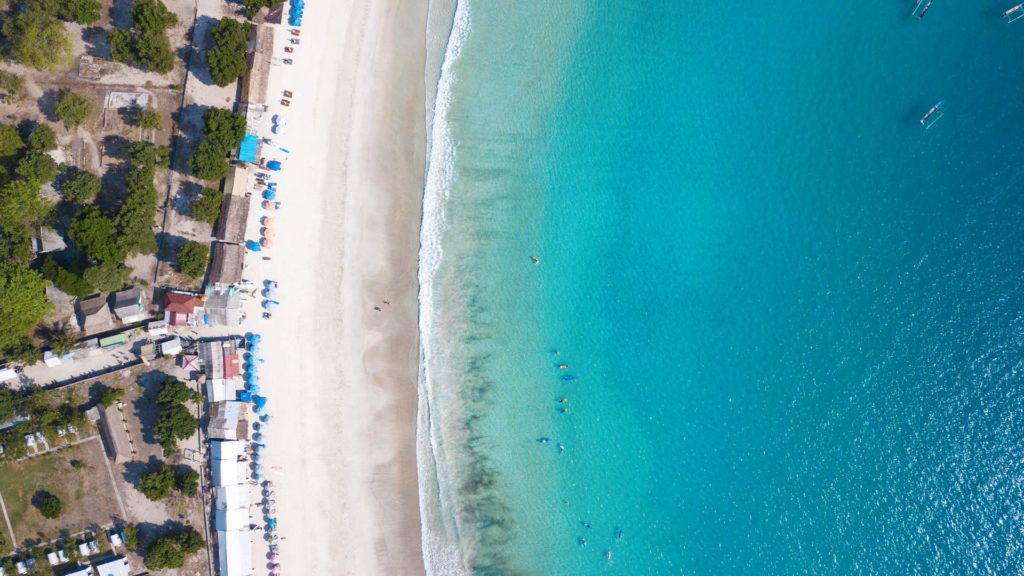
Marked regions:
[96,136,131,214]
[82,26,110,60]
[175,180,203,217]
[130,370,168,446]
[37,89,62,123]
[156,232,187,266]
[188,15,222,88]
[109,0,132,29]
[134,519,187,548]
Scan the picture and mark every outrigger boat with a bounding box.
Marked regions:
[914,0,934,19]
[920,100,944,129]
[1006,2,1024,22]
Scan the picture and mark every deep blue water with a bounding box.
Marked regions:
[420,2,1024,574]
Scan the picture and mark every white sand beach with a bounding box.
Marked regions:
[255,1,428,574]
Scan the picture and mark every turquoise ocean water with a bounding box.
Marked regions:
[418,2,1024,574]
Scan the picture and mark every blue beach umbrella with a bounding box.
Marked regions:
[239,391,253,403]
[246,240,262,252]
[260,414,274,424]
[253,432,263,443]
[248,384,261,394]
[253,453,263,463]
[263,190,276,200]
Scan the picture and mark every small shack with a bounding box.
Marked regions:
[164,291,202,326]
[96,404,132,462]
[112,287,146,323]
[208,242,245,287]
[77,294,114,334]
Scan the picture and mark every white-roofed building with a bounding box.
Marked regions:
[217,529,254,576]
[212,457,245,487]
[0,368,16,383]
[215,507,249,531]
[93,555,131,576]
[215,483,249,507]
[63,566,91,576]
[211,439,244,461]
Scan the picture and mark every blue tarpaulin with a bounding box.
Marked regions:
[267,160,282,171]
[239,134,259,163]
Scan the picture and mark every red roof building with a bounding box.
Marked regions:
[224,351,241,378]
[165,292,202,326]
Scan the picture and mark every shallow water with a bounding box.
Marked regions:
[419,2,1024,574]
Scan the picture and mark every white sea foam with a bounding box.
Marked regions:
[418,1,473,575]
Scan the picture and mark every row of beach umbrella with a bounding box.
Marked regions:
[289,0,304,27]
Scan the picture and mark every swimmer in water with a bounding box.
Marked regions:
[560,406,570,413]
[578,538,587,547]
[616,528,624,540]
[538,437,552,444]
[558,396,568,403]
[558,444,565,454]
[582,522,591,529]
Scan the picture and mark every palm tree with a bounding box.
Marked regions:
[47,323,78,355]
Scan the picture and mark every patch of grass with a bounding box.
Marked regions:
[0,439,119,550]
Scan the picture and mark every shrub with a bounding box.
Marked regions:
[38,256,94,298]
[136,107,162,130]
[27,123,57,152]
[60,169,102,204]
[207,18,248,87]
[176,241,208,278]
[55,91,94,130]
[0,72,24,100]
[32,491,62,519]
[203,108,246,152]
[192,187,223,224]
[137,462,175,500]
[2,11,72,72]
[99,386,125,407]
[241,0,285,19]
[69,207,125,263]
[128,141,170,169]
[124,526,139,550]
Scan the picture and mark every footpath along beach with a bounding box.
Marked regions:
[257,0,428,574]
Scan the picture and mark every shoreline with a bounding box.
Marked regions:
[260,0,428,574]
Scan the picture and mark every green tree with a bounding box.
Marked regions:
[114,168,158,255]
[59,0,102,24]
[207,18,249,87]
[0,264,51,351]
[241,0,284,19]
[203,108,247,152]
[32,491,62,519]
[128,141,170,170]
[156,376,192,405]
[0,336,42,365]
[0,124,24,159]
[60,169,101,204]
[0,180,50,232]
[69,207,125,263]
[136,107,162,130]
[15,152,59,184]
[99,385,125,407]
[174,468,199,496]
[109,0,178,74]
[188,141,228,181]
[143,534,185,570]
[176,527,204,554]
[39,256,93,298]
[47,323,77,355]
[155,403,197,455]
[2,11,72,72]
[27,123,57,152]
[137,462,175,500]
[55,91,94,130]
[176,241,208,278]
[83,261,130,292]
[192,187,222,224]
[0,389,16,423]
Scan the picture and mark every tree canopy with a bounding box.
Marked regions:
[69,207,125,263]
[0,180,51,233]
[0,264,52,352]
[192,187,223,225]
[38,256,93,298]
[55,91,94,130]
[59,0,102,24]
[143,527,204,570]
[99,385,126,407]
[27,124,57,152]
[32,491,62,519]
[15,152,59,184]
[59,169,101,204]
[109,0,178,74]
[189,108,246,181]
[176,241,208,278]
[137,462,175,500]
[83,261,130,292]
[0,124,24,160]
[207,18,249,87]
[241,0,285,19]
[114,167,158,255]
[2,10,72,72]
[154,377,199,456]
